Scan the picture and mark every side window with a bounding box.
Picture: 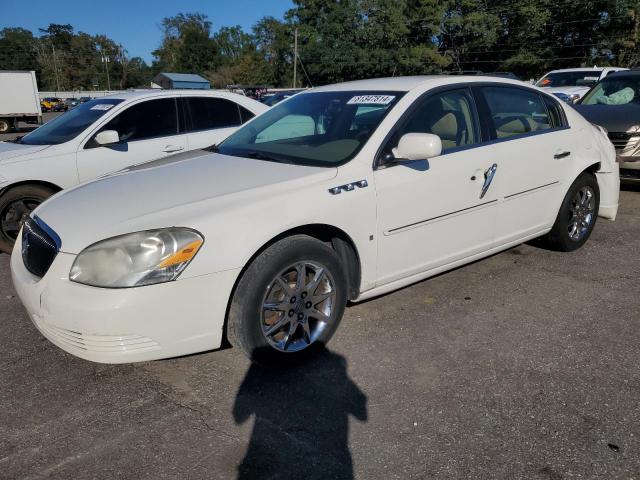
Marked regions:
[386,89,479,155]
[482,87,551,139]
[102,98,178,142]
[187,97,241,131]
[239,105,255,124]
[542,95,566,129]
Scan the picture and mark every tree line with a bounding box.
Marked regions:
[1,0,638,91]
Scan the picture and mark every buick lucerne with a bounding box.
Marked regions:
[11,76,620,365]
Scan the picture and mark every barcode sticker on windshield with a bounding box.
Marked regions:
[90,104,114,111]
[584,76,600,81]
[347,95,395,105]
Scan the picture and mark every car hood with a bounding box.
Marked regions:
[35,150,338,254]
[573,103,640,132]
[542,86,590,97]
[0,142,50,163]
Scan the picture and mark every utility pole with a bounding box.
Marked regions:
[101,54,111,91]
[293,28,298,89]
[51,44,61,92]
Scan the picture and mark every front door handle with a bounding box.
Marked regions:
[480,163,498,199]
[554,151,571,159]
[163,145,184,153]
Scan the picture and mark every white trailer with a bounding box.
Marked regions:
[0,71,42,133]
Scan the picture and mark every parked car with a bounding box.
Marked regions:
[574,70,640,183]
[40,97,62,112]
[0,90,267,253]
[11,76,619,365]
[63,98,81,110]
[260,90,304,107]
[536,67,628,103]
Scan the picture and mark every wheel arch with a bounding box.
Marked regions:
[220,223,362,347]
[0,179,62,198]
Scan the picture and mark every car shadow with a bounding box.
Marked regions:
[232,346,367,480]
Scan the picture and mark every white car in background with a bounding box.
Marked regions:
[0,90,267,253]
[11,76,619,365]
[536,67,628,103]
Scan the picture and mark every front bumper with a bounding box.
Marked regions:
[10,244,240,363]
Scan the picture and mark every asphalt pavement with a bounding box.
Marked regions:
[0,187,639,479]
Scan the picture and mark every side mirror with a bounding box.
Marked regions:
[392,133,442,161]
[94,130,120,146]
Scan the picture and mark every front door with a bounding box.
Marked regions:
[374,88,498,285]
[77,97,187,182]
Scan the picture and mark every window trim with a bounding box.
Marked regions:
[374,82,571,170]
[83,97,180,149]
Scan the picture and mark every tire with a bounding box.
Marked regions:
[227,235,348,365]
[0,184,56,254]
[538,172,599,252]
[0,118,11,133]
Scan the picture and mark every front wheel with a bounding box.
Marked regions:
[538,172,599,252]
[227,235,348,365]
[0,118,11,133]
[0,184,56,254]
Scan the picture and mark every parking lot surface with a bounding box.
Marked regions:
[1,187,639,479]
[0,112,60,142]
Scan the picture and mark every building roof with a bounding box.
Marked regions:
[155,72,209,83]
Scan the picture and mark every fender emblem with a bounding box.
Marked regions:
[328,179,368,195]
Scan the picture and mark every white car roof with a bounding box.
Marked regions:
[309,75,527,93]
[95,89,267,112]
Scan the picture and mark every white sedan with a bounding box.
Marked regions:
[11,76,620,365]
[0,90,267,253]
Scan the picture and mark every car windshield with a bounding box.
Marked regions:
[19,98,124,145]
[581,77,640,105]
[536,71,601,88]
[218,91,403,167]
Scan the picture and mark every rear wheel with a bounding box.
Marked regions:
[0,118,11,133]
[0,185,56,254]
[227,235,348,365]
[538,172,599,252]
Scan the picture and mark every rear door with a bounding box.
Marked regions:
[474,85,572,244]
[77,97,187,181]
[183,96,253,150]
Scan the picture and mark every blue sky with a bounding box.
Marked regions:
[2,0,293,63]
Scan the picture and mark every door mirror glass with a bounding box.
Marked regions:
[392,133,442,161]
[94,130,120,146]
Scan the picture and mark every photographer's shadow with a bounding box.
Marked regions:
[233,347,367,480]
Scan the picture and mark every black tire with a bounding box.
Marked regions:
[538,172,599,252]
[0,118,11,133]
[0,184,56,254]
[227,235,348,366]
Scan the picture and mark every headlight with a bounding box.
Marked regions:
[70,228,203,288]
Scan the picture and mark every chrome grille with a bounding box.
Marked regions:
[21,217,60,278]
[607,132,640,154]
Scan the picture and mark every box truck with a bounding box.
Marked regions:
[0,71,42,133]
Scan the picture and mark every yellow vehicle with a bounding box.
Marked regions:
[40,97,62,112]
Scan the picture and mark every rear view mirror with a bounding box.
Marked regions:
[95,130,120,146]
[392,133,442,161]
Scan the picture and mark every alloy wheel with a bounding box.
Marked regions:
[261,261,336,352]
[567,186,595,241]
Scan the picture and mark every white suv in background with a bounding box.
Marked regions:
[536,67,628,103]
[0,90,267,253]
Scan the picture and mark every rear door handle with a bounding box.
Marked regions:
[480,163,498,199]
[554,151,571,159]
[163,145,184,153]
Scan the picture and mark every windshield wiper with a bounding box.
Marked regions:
[204,144,219,152]
[244,151,294,164]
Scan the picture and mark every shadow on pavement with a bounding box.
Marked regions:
[233,347,367,480]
